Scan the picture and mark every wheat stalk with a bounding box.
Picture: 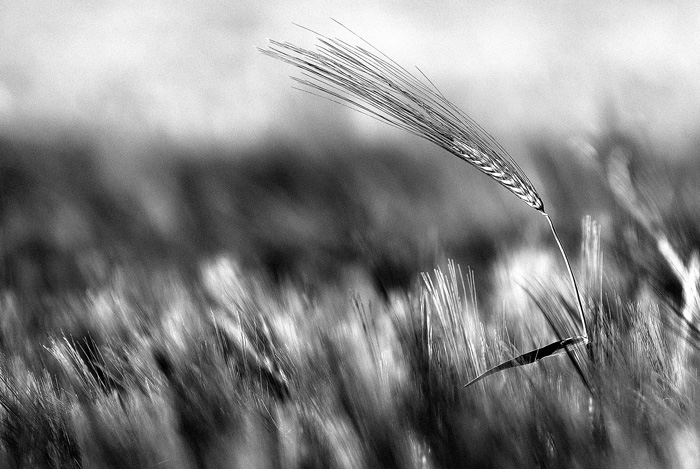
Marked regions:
[259,22,588,386]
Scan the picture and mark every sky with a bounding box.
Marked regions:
[1,1,699,158]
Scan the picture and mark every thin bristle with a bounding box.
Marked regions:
[259,31,544,211]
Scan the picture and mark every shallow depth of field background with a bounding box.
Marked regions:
[2,0,699,298]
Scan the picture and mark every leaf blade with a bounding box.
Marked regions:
[463,336,587,388]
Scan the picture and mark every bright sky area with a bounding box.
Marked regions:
[1,1,699,157]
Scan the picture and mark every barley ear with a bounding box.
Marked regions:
[259,23,589,384]
[259,25,544,211]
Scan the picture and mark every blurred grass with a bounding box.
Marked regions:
[1,128,700,467]
[0,132,538,298]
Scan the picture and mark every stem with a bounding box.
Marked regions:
[543,212,588,342]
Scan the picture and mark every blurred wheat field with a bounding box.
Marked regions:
[3,2,700,468]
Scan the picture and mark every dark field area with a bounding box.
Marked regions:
[3,128,700,296]
[0,132,541,297]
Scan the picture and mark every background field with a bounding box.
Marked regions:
[2,1,700,468]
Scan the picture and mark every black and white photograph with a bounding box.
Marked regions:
[1,1,700,467]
